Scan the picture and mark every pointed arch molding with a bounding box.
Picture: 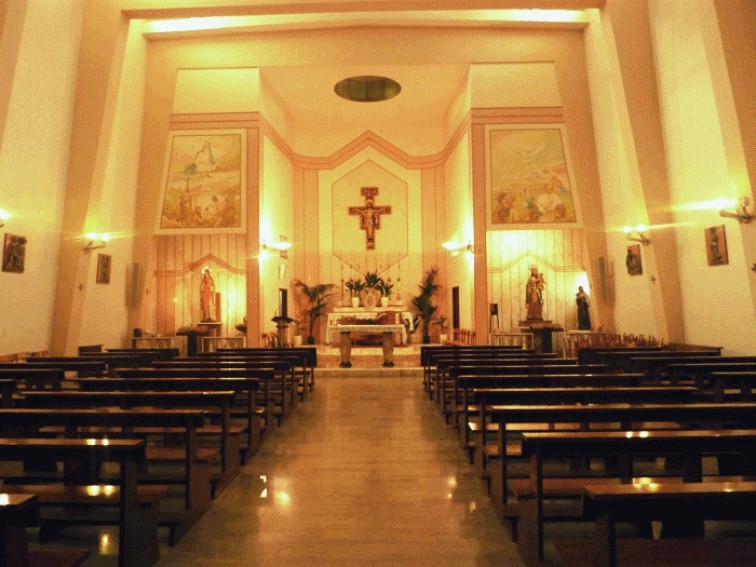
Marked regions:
[169,112,471,171]
[154,253,245,277]
[169,107,563,172]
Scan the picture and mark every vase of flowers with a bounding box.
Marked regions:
[345,278,365,308]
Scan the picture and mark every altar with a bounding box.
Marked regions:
[334,324,406,368]
[326,308,414,344]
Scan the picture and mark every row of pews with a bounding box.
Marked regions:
[0,346,316,567]
[421,344,756,567]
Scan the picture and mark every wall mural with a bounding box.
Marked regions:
[485,125,578,228]
[156,130,246,234]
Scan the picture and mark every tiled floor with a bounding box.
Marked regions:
[155,374,526,566]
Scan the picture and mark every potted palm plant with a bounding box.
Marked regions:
[344,278,365,308]
[411,267,441,344]
[293,280,336,344]
[377,279,394,307]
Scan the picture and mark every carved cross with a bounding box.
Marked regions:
[348,187,391,250]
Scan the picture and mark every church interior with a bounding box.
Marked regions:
[0,1,755,566]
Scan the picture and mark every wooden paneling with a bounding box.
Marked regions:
[486,229,587,333]
[154,234,247,338]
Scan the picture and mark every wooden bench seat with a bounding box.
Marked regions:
[517,429,756,563]
[582,481,756,567]
[0,492,91,567]
[554,537,756,567]
[0,438,155,567]
[0,407,211,544]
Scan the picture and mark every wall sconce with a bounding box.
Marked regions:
[719,196,753,223]
[263,241,292,252]
[0,208,9,228]
[442,240,474,258]
[83,232,110,251]
[623,225,650,245]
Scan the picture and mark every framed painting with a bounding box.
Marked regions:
[626,244,643,276]
[485,124,580,229]
[2,233,27,273]
[156,129,246,234]
[96,254,111,284]
[705,225,728,266]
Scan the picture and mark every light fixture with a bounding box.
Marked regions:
[263,241,292,252]
[442,241,473,252]
[0,209,9,228]
[719,196,753,223]
[623,225,650,245]
[83,232,110,251]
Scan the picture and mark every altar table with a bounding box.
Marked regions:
[326,309,414,344]
[334,324,406,368]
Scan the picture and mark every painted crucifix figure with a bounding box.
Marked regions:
[348,186,391,250]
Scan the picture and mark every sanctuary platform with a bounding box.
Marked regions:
[316,343,422,369]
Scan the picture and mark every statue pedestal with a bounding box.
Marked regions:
[519,320,563,354]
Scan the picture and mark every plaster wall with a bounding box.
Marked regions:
[0,0,82,356]
[649,0,755,354]
[172,67,261,114]
[470,63,562,108]
[583,8,656,335]
[79,20,147,349]
[259,133,294,340]
[443,131,474,332]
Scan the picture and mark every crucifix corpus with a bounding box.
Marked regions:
[348,187,391,250]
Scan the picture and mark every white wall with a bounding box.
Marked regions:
[443,132,474,331]
[583,8,657,335]
[649,0,755,353]
[172,67,261,114]
[78,20,148,349]
[259,133,294,339]
[0,0,82,356]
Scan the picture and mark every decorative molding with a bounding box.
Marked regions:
[154,252,245,277]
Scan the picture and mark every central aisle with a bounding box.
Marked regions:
[156,375,526,566]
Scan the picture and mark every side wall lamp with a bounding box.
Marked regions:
[623,225,651,245]
[263,241,292,252]
[0,208,9,228]
[719,196,753,224]
[442,240,473,252]
[83,232,110,251]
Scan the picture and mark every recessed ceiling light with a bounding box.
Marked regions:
[334,76,401,102]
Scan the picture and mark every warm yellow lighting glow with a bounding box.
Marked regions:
[260,488,268,498]
[0,209,9,227]
[274,492,291,505]
[149,17,242,34]
[83,233,110,251]
[507,9,583,23]
[623,226,651,245]
[264,241,292,251]
[86,485,101,496]
[442,241,461,250]
[720,196,753,223]
[0,494,9,506]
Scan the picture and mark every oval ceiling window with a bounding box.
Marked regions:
[334,76,401,103]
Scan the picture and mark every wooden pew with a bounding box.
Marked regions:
[581,481,756,567]
[456,373,649,449]
[148,360,296,415]
[28,355,142,374]
[212,346,318,393]
[421,345,535,394]
[517,428,756,563]
[0,493,91,567]
[0,379,15,407]
[596,349,721,371]
[666,362,756,392]
[192,354,307,399]
[0,368,65,392]
[0,360,106,378]
[628,355,756,380]
[76,377,263,462]
[117,366,282,434]
[576,347,682,366]
[709,371,756,402]
[471,386,698,484]
[0,407,207,544]
[19,391,239,497]
[0,438,158,567]
[106,348,180,361]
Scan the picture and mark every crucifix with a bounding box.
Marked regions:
[348,186,392,250]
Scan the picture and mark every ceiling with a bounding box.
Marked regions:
[141,2,594,129]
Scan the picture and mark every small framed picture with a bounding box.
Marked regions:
[705,225,728,266]
[2,233,27,273]
[625,244,643,276]
[96,254,112,284]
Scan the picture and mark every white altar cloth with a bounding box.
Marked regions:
[326,310,414,344]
